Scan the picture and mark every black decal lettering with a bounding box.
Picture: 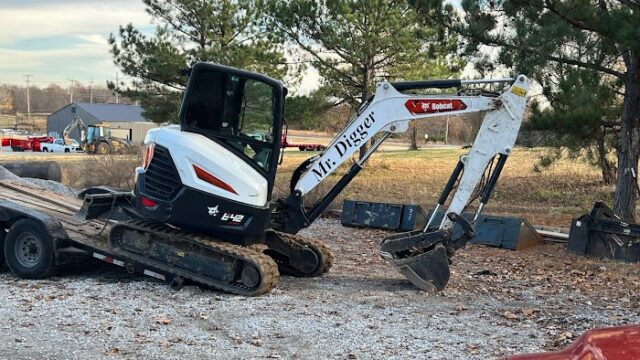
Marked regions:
[364,117,371,127]
[360,130,368,140]
[318,161,328,174]
[350,131,360,146]
[312,167,324,181]
[336,141,348,157]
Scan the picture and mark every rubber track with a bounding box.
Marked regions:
[271,231,334,277]
[112,220,280,296]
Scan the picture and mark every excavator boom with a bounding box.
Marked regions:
[274,75,531,292]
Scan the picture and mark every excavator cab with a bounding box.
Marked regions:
[134,63,286,243]
[180,63,285,183]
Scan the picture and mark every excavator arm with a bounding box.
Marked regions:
[62,116,88,147]
[273,74,530,292]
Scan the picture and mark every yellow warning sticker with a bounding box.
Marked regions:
[511,86,527,97]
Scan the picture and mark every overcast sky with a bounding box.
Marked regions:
[0,0,154,88]
[0,0,463,92]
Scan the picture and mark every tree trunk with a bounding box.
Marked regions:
[597,133,615,185]
[613,56,640,221]
[409,123,418,150]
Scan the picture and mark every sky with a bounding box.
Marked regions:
[0,0,154,88]
[0,0,464,93]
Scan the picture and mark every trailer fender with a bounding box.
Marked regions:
[0,199,70,264]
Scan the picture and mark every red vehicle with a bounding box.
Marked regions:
[509,325,640,360]
[0,136,53,152]
[1,137,33,151]
[280,133,326,151]
[29,136,54,152]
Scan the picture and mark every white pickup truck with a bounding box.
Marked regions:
[40,139,80,153]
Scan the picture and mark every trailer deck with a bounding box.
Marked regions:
[0,181,177,285]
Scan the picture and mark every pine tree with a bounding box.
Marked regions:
[109,0,287,123]
[263,0,463,156]
[412,0,640,220]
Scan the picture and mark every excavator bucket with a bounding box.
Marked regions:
[380,230,451,292]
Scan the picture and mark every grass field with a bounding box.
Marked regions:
[274,148,616,227]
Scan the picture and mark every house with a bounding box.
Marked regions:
[47,102,159,143]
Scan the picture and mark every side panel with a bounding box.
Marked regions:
[145,126,269,207]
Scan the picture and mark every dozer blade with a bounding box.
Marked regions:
[380,230,451,292]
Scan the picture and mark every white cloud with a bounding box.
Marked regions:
[0,1,152,45]
[0,1,152,86]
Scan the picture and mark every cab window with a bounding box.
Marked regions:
[182,69,276,171]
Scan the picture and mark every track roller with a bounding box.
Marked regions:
[264,231,333,277]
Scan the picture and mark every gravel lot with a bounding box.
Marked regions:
[0,216,638,359]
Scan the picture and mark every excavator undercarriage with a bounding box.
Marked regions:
[78,188,333,296]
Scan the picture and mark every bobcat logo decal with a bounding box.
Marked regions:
[207,205,219,217]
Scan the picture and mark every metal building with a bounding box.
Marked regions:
[47,102,158,143]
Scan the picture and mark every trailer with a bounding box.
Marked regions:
[0,181,188,290]
[280,133,326,151]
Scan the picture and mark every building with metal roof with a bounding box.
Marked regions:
[47,102,158,143]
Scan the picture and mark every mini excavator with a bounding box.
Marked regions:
[79,63,530,295]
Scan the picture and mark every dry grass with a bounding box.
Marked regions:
[275,148,617,227]
[55,147,615,227]
[63,153,142,190]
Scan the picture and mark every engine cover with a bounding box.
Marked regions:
[134,127,271,245]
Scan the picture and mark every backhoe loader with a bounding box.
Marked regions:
[63,117,132,154]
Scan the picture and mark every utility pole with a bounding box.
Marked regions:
[68,79,76,103]
[23,74,32,126]
[89,77,94,103]
[115,72,120,104]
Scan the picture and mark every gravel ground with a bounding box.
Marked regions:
[0,216,638,359]
[0,166,77,197]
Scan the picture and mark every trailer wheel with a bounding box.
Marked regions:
[64,148,70,153]
[4,219,55,279]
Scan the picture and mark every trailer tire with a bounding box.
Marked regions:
[4,219,55,279]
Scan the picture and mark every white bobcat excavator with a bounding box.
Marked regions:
[78,63,530,295]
